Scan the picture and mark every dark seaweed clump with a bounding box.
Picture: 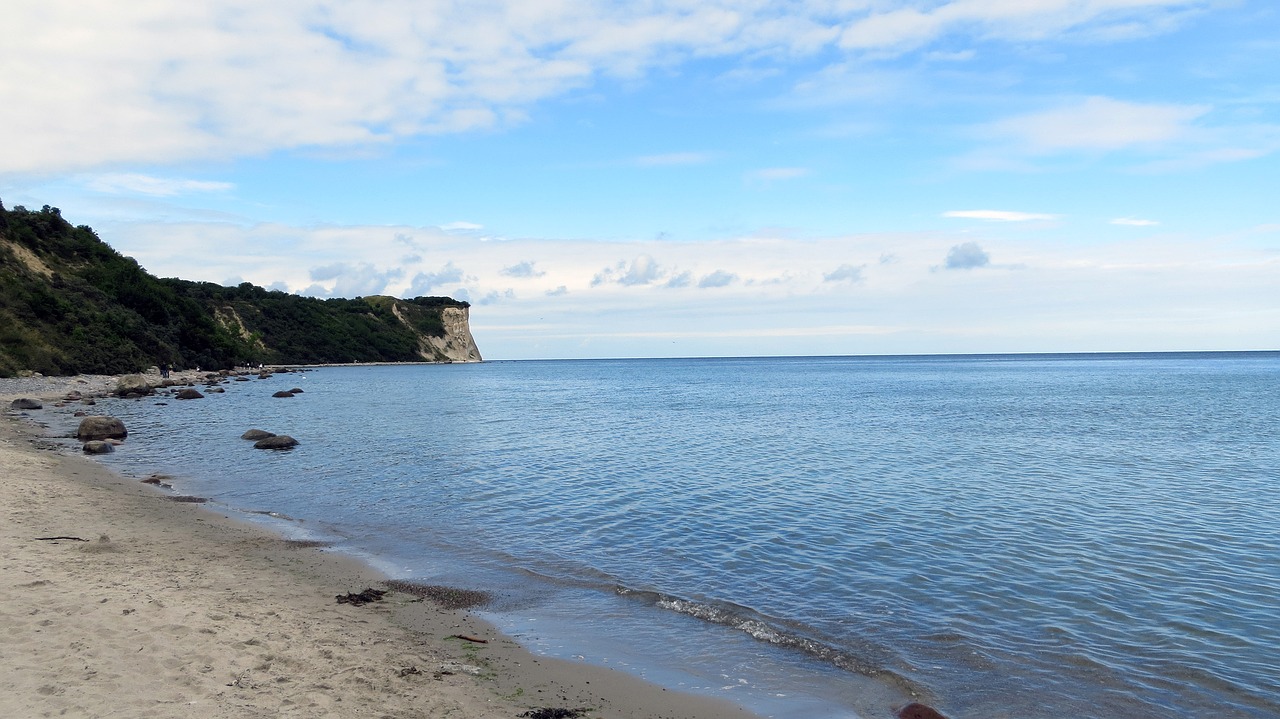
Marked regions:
[336,588,386,606]
[520,710,588,719]
[282,539,332,549]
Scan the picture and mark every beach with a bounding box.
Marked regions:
[1,373,759,719]
[9,356,1274,719]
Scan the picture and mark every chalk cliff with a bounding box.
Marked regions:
[390,302,482,363]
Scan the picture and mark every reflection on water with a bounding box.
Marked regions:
[95,353,1280,718]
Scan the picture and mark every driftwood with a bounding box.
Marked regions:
[448,634,488,644]
[35,536,89,542]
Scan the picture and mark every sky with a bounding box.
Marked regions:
[2,0,1277,360]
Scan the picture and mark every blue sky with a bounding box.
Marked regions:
[3,1,1277,359]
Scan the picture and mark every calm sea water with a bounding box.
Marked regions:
[90,353,1280,718]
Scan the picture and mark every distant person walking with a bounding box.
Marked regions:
[159,363,170,379]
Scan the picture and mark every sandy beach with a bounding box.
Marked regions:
[1,374,761,719]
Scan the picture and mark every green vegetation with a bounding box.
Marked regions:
[0,200,470,377]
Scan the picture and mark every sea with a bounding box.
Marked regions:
[85,352,1279,719]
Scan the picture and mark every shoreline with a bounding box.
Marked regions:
[2,375,761,719]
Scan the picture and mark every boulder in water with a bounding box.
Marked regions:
[76,416,127,441]
[10,398,42,410]
[898,704,948,719]
[175,388,204,400]
[254,435,298,450]
[271,390,295,398]
[82,441,115,455]
[241,429,276,441]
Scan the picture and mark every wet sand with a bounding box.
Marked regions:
[1,374,761,719]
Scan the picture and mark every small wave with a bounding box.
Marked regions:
[614,585,928,700]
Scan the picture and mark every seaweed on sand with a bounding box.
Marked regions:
[335,588,386,606]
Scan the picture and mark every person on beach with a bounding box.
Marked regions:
[159,363,170,378]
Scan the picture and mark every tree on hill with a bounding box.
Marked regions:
[0,200,471,377]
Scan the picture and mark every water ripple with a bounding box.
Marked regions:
[94,354,1280,719]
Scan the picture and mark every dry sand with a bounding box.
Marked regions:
[1,375,763,719]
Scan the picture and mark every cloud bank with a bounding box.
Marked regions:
[1,1,1218,174]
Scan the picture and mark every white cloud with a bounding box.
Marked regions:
[307,262,403,297]
[1111,217,1161,226]
[698,270,738,288]
[477,289,516,305]
[634,152,712,167]
[944,242,990,269]
[776,64,911,109]
[944,210,1059,222]
[824,264,865,283]
[0,3,801,174]
[840,8,942,52]
[838,1,1209,54]
[441,221,484,232]
[925,49,976,62]
[746,167,810,181]
[408,263,467,295]
[84,173,233,196]
[984,96,1210,153]
[666,271,693,289]
[592,255,669,287]
[501,260,546,278]
[1,2,1223,175]
[962,96,1280,171]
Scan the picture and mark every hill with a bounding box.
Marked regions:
[0,201,481,377]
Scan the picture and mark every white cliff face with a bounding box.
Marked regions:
[409,305,482,363]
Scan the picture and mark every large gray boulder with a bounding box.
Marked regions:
[271,390,295,398]
[77,416,127,441]
[241,429,276,441]
[253,435,298,450]
[9,398,42,410]
[175,388,204,400]
[115,375,153,397]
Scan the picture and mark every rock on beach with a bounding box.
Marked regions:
[115,374,153,397]
[9,398,42,410]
